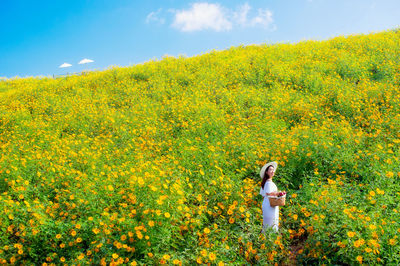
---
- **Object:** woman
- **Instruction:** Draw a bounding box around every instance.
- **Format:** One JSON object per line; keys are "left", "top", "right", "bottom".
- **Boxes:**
{"left": 259, "top": 161, "right": 279, "bottom": 232}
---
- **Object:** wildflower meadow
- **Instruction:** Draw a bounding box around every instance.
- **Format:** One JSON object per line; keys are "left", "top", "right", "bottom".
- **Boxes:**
{"left": 0, "top": 29, "right": 399, "bottom": 265}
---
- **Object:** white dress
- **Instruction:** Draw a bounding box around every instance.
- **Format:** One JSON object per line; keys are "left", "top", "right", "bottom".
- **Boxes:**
{"left": 260, "top": 181, "right": 279, "bottom": 232}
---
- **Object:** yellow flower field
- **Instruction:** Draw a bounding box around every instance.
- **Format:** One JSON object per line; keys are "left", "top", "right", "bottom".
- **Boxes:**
{"left": 0, "top": 29, "right": 399, "bottom": 265}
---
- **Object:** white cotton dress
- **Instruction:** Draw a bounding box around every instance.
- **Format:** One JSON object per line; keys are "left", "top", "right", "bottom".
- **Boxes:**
{"left": 260, "top": 180, "right": 279, "bottom": 232}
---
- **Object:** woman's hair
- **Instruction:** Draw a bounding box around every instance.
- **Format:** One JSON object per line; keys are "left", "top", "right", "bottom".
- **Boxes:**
{"left": 261, "top": 165, "right": 273, "bottom": 189}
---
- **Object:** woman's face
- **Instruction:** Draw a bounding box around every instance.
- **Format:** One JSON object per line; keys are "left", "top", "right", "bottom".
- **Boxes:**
{"left": 267, "top": 166, "right": 275, "bottom": 178}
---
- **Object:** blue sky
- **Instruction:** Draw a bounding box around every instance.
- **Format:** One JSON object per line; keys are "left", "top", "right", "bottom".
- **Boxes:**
{"left": 1, "top": 0, "right": 399, "bottom": 78}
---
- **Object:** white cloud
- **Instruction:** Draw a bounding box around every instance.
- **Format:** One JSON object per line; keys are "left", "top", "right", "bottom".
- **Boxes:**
{"left": 78, "top": 58, "right": 94, "bottom": 64}
{"left": 172, "top": 3, "right": 232, "bottom": 32}
{"left": 146, "top": 8, "right": 165, "bottom": 24}
{"left": 59, "top": 63, "right": 72, "bottom": 68}
{"left": 148, "top": 2, "right": 275, "bottom": 32}
{"left": 234, "top": 3, "right": 251, "bottom": 26}
{"left": 233, "top": 3, "right": 274, "bottom": 29}
{"left": 249, "top": 9, "right": 274, "bottom": 28}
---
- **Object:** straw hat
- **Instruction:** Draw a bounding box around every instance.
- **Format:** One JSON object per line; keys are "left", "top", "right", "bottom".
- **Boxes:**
{"left": 260, "top": 161, "right": 278, "bottom": 179}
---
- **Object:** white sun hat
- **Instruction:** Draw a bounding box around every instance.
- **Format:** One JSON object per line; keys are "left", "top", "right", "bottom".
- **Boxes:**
{"left": 260, "top": 161, "right": 278, "bottom": 179}
{"left": 59, "top": 63, "right": 72, "bottom": 68}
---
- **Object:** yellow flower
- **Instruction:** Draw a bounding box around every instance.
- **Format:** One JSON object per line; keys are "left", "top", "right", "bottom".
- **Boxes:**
{"left": 385, "top": 171, "right": 394, "bottom": 178}
{"left": 173, "top": 259, "right": 180, "bottom": 264}
{"left": 365, "top": 247, "right": 372, "bottom": 253}
{"left": 389, "top": 239, "right": 396, "bottom": 246}
{"left": 368, "top": 239, "right": 380, "bottom": 248}
{"left": 356, "top": 255, "right": 363, "bottom": 264}
{"left": 112, "top": 253, "right": 119, "bottom": 259}
{"left": 369, "top": 191, "right": 375, "bottom": 197}
{"left": 163, "top": 254, "right": 170, "bottom": 260}
{"left": 164, "top": 212, "right": 171, "bottom": 218}
{"left": 204, "top": 228, "right": 210, "bottom": 234}
{"left": 368, "top": 224, "right": 377, "bottom": 230}
{"left": 209, "top": 252, "right": 216, "bottom": 261}
{"left": 56, "top": 234, "right": 62, "bottom": 239}
{"left": 354, "top": 239, "right": 365, "bottom": 248}
{"left": 200, "top": 249, "right": 207, "bottom": 257}
{"left": 347, "top": 231, "right": 356, "bottom": 238}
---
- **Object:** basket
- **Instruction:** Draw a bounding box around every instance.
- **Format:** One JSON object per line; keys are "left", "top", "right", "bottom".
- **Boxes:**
{"left": 268, "top": 194, "right": 286, "bottom": 207}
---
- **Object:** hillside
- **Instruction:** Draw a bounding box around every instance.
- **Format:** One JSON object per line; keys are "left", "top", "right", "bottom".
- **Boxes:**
{"left": 0, "top": 29, "right": 399, "bottom": 265}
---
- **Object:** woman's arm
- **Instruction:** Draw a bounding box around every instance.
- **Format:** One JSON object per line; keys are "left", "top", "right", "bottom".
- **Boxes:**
{"left": 266, "top": 191, "right": 279, "bottom": 197}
